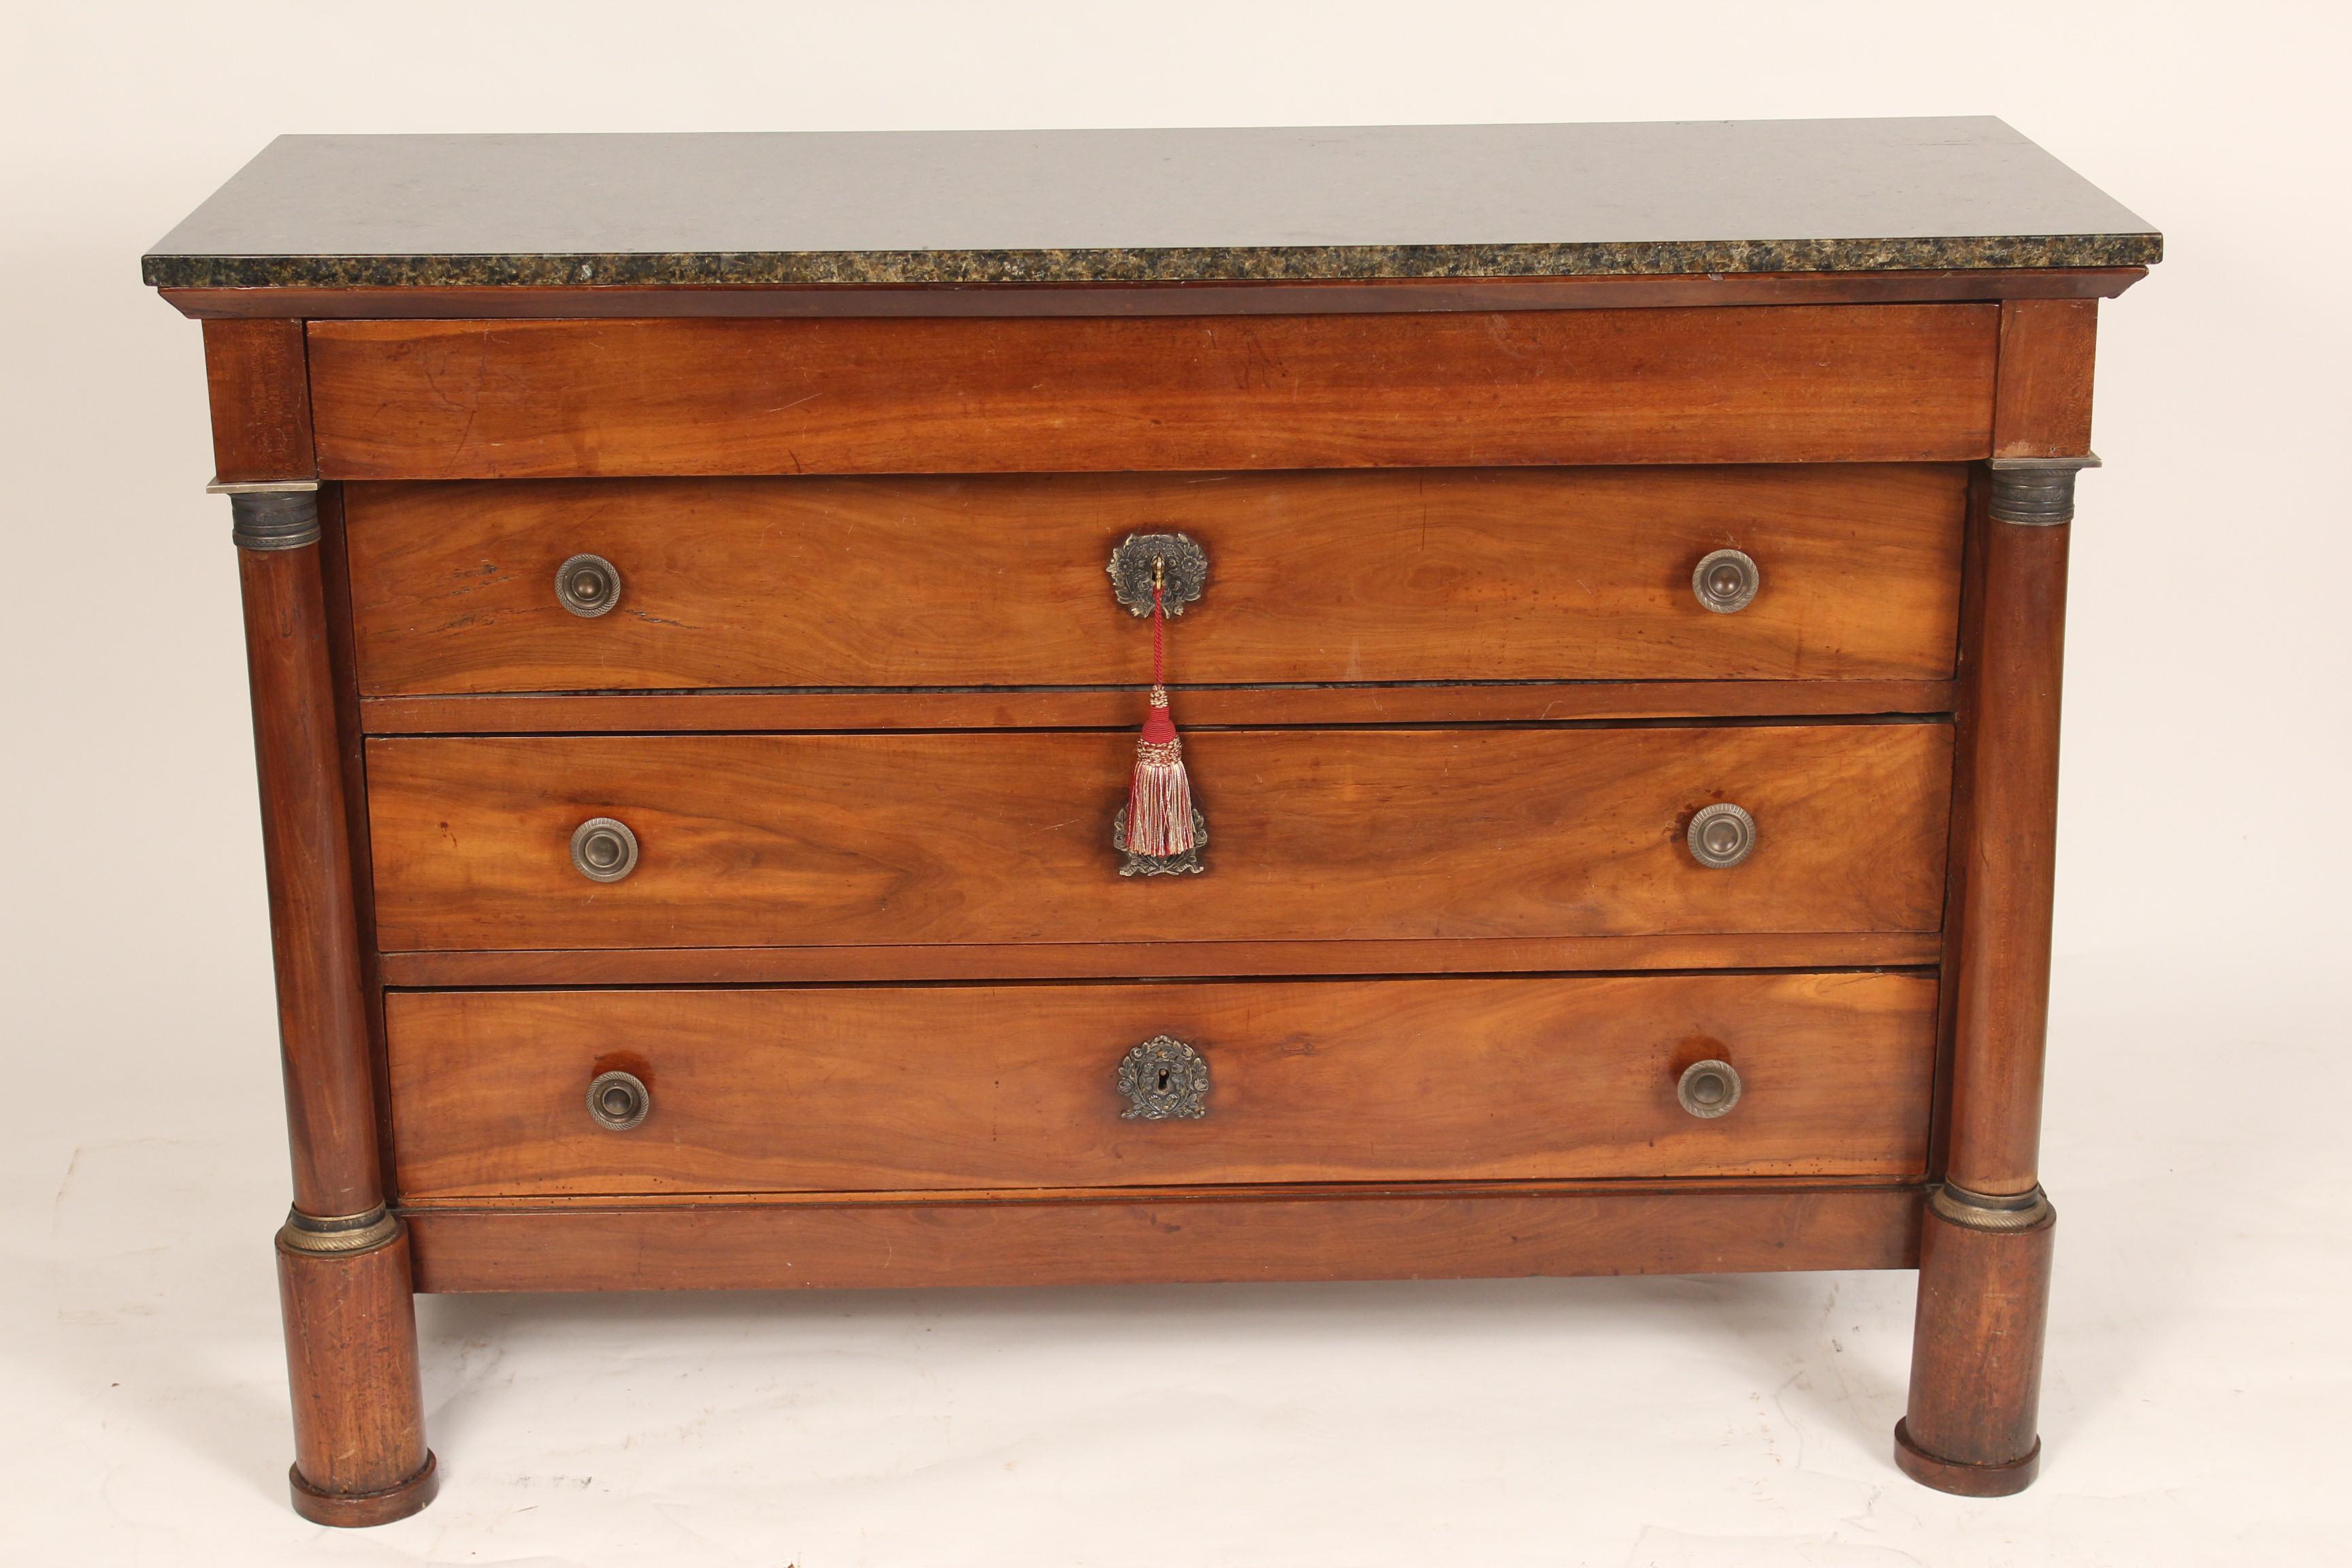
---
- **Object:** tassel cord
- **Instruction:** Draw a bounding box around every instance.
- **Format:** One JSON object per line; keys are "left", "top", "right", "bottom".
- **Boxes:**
{"left": 1151, "top": 577, "right": 1167, "bottom": 690}
{"left": 1124, "top": 561, "right": 1197, "bottom": 858}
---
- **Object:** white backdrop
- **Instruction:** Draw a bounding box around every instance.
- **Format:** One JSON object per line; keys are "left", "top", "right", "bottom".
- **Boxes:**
{"left": 3, "top": 2, "right": 2345, "bottom": 1563}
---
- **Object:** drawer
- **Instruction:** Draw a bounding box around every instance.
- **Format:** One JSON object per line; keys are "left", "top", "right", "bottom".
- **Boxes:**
{"left": 307, "top": 307, "right": 1999, "bottom": 479}
{"left": 365, "top": 722, "right": 1952, "bottom": 952}
{"left": 386, "top": 971, "right": 1938, "bottom": 1198}
{"left": 346, "top": 466, "right": 1965, "bottom": 695}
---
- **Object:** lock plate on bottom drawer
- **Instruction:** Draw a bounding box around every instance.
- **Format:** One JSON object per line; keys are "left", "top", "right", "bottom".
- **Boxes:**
{"left": 1117, "top": 1036, "right": 1210, "bottom": 1120}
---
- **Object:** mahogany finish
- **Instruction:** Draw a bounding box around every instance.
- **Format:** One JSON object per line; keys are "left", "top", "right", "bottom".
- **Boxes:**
{"left": 402, "top": 1182, "right": 1925, "bottom": 1294}
{"left": 364, "top": 723, "right": 1954, "bottom": 951}
{"left": 386, "top": 972, "right": 1938, "bottom": 1198}
{"left": 304, "top": 307, "right": 2000, "bottom": 478}
{"left": 345, "top": 466, "right": 1965, "bottom": 694}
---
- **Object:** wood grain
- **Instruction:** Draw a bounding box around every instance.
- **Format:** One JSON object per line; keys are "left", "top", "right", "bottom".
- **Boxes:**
{"left": 1944, "top": 515, "right": 2068, "bottom": 1196}
{"left": 306, "top": 307, "right": 1999, "bottom": 478}
{"left": 277, "top": 1229, "right": 435, "bottom": 1522}
{"left": 314, "top": 488, "right": 404, "bottom": 1203}
{"left": 345, "top": 466, "right": 1967, "bottom": 695}
{"left": 359, "top": 681, "right": 1958, "bottom": 736}
{"left": 376, "top": 931, "right": 1943, "bottom": 987}
{"left": 403, "top": 1182, "right": 1925, "bottom": 1292}
{"left": 166, "top": 268, "right": 2148, "bottom": 320}
{"left": 1992, "top": 299, "right": 2098, "bottom": 458}
{"left": 239, "top": 542, "right": 385, "bottom": 1217}
{"left": 202, "top": 318, "right": 315, "bottom": 481}
{"left": 365, "top": 723, "right": 1954, "bottom": 952}
{"left": 387, "top": 971, "right": 1937, "bottom": 1198}
{"left": 1899, "top": 1203, "right": 2055, "bottom": 1491}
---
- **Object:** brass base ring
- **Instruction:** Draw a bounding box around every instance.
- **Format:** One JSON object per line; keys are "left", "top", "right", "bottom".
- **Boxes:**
{"left": 277, "top": 1205, "right": 400, "bottom": 1256}
{"left": 1927, "top": 1183, "right": 2055, "bottom": 1233}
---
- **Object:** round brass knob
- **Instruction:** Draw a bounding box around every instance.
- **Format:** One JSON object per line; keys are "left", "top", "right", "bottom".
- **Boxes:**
{"left": 1677, "top": 1059, "right": 1742, "bottom": 1119}
{"left": 569, "top": 817, "right": 639, "bottom": 882}
{"left": 1686, "top": 802, "right": 1756, "bottom": 868}
{"left": 586, "top": 1069, "right": 649, "bottom": 1131}
{"left": 1691, "top": 548, "right": 1760, "bottom": 614}
{"left": 555, "top": 553, "right": 622, "bottom": 617}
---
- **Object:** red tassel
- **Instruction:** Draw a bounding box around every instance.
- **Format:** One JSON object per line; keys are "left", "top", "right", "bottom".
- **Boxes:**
{"left": 1126, "top": 579, "right": 1197, "bottom": 855}
{"left": 1127, "top": 688, "right": 1196, "bottom": 855}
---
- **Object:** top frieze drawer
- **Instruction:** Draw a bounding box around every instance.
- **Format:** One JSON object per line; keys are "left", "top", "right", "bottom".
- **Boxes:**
{"left": 302, "top": 307, "right": 1998, "bottom": 479}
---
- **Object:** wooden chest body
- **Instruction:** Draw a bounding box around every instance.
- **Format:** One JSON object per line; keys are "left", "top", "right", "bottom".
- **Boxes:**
{"left": 148, "top": 118, "right": 2158, "bottom": 1522}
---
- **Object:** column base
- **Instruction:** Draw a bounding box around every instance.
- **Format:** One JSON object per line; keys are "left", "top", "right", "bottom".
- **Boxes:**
{"left": 1897, "top": 1183, "right": 2055, "bottom": 1497}
{"left": 290, "top": 1450, "right": 439, "bottom": 1527}
{"left": 1893, "top": 1419, "right": 2039, "bottom": 1497}
{"left": 277, "top": 1212, "right": 436, "bottom": 1523}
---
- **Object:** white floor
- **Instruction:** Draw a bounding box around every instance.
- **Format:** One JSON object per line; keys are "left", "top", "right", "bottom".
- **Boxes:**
{"left": 7, "top": 942, "right": 2342, "bottom": 1566}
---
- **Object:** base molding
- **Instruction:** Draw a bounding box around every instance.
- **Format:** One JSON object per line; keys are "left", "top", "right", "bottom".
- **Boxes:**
{"left": 405, "top": 1182, "right": 1923, "bottom": 1293}
{"left": 289, "top": 1451, "right": 440, "bottom": 1528}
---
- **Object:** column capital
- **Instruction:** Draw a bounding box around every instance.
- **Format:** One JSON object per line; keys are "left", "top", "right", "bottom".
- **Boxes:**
{"left": 1987, "top": 454, "right": 2100, "bottom": 525}
{"left": 210, "top": 478, "right": 321, "bottom": 551}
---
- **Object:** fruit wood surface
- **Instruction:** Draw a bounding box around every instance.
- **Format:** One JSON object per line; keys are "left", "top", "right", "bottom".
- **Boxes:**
{"left": 344, "top": 465, "right": 1965, "bottom": 694}
{"left": 400, "top": 1181, "right": 1925, "bottom": 1292}
{"left": 364, "top": 723, "right": 1954, "bottom": 951}
{"left": 387, "top": 971, "right": 1936, "bottom": 1198}
{"left": 304, "top": 306, "right": 1999, "bottom": 478}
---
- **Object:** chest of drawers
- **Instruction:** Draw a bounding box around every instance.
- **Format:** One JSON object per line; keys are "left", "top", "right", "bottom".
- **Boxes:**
{"left": 146, "top": 118, "right": 2159, "bottom": 1524}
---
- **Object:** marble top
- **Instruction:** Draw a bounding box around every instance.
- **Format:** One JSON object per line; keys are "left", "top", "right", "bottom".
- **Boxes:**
{"left": 143, "top": 118, "right": 2159, "bottom": 289}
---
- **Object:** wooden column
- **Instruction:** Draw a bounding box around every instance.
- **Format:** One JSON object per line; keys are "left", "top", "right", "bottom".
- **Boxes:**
{"left": 209, "top": 320, "right": 437, "bottom": 1526}
{"left": 1897, "top": 298, "right": 2094, "bottom": 1497}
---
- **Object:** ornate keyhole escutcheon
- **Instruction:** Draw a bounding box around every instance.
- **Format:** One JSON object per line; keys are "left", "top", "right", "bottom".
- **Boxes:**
{"left": 1107, "top": 532, "right": 1208, "bottom": 616}
{"left": 1117, "top": 1035, "right": 1210, "bottom": 1120}
{"left": 1114, "top": 804, "right": 1207, "bottom": 877}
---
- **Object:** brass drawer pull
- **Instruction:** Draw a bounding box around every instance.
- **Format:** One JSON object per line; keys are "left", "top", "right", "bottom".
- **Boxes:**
{"left": 1677, "top": 1059, "right": 1742, "bottom": 1118}
{"left": 1117, "top": 1034, "right": 1210, "bottom": 1120}
{"left": 1692, "top": 548, "right": 1760, "bottom": 613}
{"left": 555, "top": 553, "right": 623, "bottom": 617}
{"left": 586, "top": 1069, "right": 649, "bottom": 1131}
{"left": 569, "top": 817, "right": 639, "bottom": 882}
{"left": 1686, "top": 802, "right": 1756, "bottom": 868}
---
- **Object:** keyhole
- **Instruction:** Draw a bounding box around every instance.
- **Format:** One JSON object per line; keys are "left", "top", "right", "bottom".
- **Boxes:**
{"left": 1156, "top": 1068, "right": 1172, "bottom": 1092}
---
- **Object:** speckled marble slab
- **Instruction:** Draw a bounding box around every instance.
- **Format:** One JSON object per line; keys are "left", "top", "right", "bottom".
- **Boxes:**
{"left": 144, "top": 118, "right": 2159, "bottom": 289}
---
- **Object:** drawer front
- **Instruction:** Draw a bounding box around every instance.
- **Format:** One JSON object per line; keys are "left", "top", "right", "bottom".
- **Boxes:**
{"left": 346, "top": 466, "right": 1965, "bottom": 695}
{"left": 387, "top": 972, "right": 1938, "bottom": 1198}
{"left": 366, "top": 723, "right": 1951, "bottom": 951}
{"left": 308, "top": 306, "right": 1997, "bottom": 479}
